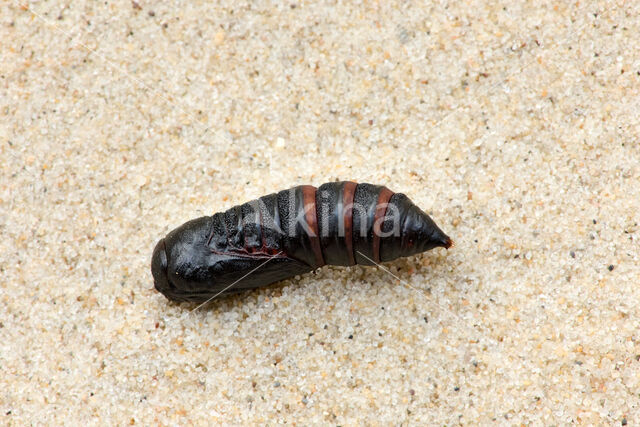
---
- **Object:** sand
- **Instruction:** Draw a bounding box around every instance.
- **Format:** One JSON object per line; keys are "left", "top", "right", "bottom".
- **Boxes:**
{"left": 1, "top": 0, "right": 639, "bottom": 424}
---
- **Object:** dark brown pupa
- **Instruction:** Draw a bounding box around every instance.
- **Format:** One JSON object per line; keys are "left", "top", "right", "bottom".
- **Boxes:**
{"left": 151, "top": 181, "right": 452, "bottom": 302}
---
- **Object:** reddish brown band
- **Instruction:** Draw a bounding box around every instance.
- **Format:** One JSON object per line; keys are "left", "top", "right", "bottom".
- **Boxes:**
{"left": 372, "top": 187, "right": 394, "bottom": 263}
{"left": 342, "top": 181, "right": 357, "bottom": 266}
{"left": 301, "top": 185, "right": 325, "bottom": 268}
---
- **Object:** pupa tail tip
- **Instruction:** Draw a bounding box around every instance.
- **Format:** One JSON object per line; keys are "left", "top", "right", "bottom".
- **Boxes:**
{"left": 444, "top": 237, "right": 454, "bottom": 249}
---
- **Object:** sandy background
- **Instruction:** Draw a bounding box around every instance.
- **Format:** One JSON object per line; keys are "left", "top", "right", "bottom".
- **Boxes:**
{"left": 2, "top": 0, "right": 639, "bottom": 424}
